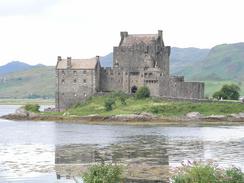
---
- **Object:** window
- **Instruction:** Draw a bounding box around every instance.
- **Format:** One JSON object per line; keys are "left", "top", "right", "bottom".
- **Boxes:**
{"left": 73, "top": 79, "right": 77, "bottom": 83}
{"left": 61, "top": 70, "right": 65, "bottom": 75}
{"left": 83, "top": 79, "right": 86, "bottom": 84}
{"left": 61, "top": 79, "right": 65, "bottom": 84}
{"left": 73, "top": 71, "right": 77, "bottom": 75}
{"left": 83, "top": 70, "right": 87, "bottom": 74}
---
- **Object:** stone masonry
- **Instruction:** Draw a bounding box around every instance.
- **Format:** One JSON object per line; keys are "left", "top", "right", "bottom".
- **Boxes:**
{"left": 55, "top": 30, "right": 204, "bottom": 111}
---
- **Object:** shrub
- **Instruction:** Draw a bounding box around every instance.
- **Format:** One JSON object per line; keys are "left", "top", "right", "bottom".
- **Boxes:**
{"left": 110, "top": 91, "right": 128, "bottom": 105}
{"left": 24, "top": 104, "right": 40, "bottom": 113}
{"left": 104, "top": 97, "right": 115, "bottom": 111}
{"left": 213, "top": 84, "right": 240, "bottom": 100}
{"left": 82, "top": 163, "right": 123, "bottom": 183}
{"left": 171, "top": 162, "right": 244, "bottom": 183}
{"left": 135, "top": 86, "right": 150, "bottom": 99}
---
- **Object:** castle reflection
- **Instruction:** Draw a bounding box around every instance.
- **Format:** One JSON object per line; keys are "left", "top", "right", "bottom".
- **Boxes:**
{"left": 55, "top": 135, "right": 170, "bottom": 182}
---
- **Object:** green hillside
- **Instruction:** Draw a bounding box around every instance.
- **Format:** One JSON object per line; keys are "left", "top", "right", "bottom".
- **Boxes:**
{"left": 0, "top": 66, "right": 55, "bottom": 99}
{"left": 177, "top": 43, "right": 244, "bottom": 81}
{"left": 1, "top": 43, "right": 244, "bottom": 99}
{"left": 170, "top": 47, "right": 210, "bottom": 74}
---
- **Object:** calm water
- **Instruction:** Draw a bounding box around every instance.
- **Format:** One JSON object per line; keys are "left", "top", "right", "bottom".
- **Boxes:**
{"left": 1, "top": 105, "right": 244, "bottom": 182}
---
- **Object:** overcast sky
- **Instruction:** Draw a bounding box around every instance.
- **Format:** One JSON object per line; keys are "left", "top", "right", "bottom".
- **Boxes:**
{"left": 0, "top": 0, "right": 244, "bottom": 66}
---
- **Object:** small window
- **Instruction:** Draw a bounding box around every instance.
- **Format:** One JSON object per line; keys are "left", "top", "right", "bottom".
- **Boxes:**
{"left": 62, "top": 70, "right": 65, "bottom": 75}
{"left": 73, "top": 79, "right": 77, "bottom": 83}
{"left": 83, "top": 79, "right": 86, "bottom": 84}
{"left": 83, "top": 70, "right": 87, "bottom": 74}
{"left": 73, "top": 71, "right": 77, "bottom": 75}
{"left": 84, "top": 93, "right": 87, "bottom": 97}
{"left": 61, "top": 79, "right": 65, "bottom": 84}
{"left": 74, "top": 93, "right": 77, "bottom": 97}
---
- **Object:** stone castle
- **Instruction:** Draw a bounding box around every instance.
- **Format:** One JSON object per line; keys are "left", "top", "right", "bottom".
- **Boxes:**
{"left": 55, "top": 30, "right": 204, "bottom": 111}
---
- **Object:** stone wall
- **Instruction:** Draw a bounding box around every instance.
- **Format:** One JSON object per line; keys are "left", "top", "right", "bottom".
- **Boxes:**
{"left": 56, "top": 69, "right": 96, "bottom": 110}
{"left": 100, "top": 67, "right": 124, "bottom": 92}
{"left": 159, "top": 77, "right": 204, "bottom": 99}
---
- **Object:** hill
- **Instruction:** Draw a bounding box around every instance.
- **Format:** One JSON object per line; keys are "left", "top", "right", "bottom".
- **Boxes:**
{"left": 176, "top": 43, "right": 244, "bottom": 81}
{"left": 170, "top": 47, "right": 210, "bottom": 74}
{"left": 1, "top": 43, "right": 244, "bottom": 99}
{"left": 0, "top": 65, "right": 55, "bottom": 99}
{"left": 0, "top": 61, "right": 32, "bottom": 75}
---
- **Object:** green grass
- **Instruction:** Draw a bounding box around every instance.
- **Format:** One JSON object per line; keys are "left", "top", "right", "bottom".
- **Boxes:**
{"left": 172, "top": 162, "right": 244, "bottom": 183}
{"left": 62, "top": 95, "right": 244, "bottom": 117}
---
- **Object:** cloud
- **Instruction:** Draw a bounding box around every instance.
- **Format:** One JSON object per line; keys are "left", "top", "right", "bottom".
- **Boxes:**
{"left": 0, "top": 0, "right": 59, "bottom": 16}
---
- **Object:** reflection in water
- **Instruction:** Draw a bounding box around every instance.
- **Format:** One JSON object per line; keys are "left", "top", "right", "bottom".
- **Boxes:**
{"left": 1, "top": 105, "right": 244, "bottom": 182}
{"left": 55, "top": 136, "right": 169, "bottom": 182}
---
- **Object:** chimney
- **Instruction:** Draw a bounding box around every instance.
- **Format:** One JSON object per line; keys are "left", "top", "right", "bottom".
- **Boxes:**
{"left": 120, "top": 31, "right": 128, "bottom": 39}
{"left": 158, "top": 30, "right": 163, "bottom": 39}
{"left": 57, "top": 56, "right": 62, "bottom": 62}
{"left": 67, "top": 57, "right": 72, "bottom": 69}
{"left": 96, "top": 55, "right": 100, "bottom": 62}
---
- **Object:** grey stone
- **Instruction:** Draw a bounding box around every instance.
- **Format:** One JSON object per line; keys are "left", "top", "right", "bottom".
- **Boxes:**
{"left": 186, "top": 112, "right": 203, "bottom": 119}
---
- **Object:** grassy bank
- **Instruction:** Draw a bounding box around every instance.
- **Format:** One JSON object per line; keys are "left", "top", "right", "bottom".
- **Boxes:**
{"left": 64, "top": 95, "right": 244, "bottom": 117}
{"left": 0, "top": 98, "right": 54, "bottom": 105}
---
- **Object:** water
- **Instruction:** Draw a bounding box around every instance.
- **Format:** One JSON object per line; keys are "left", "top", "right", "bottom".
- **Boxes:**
{"left": 1, "top": 105, "right": 244, "bottom": 182}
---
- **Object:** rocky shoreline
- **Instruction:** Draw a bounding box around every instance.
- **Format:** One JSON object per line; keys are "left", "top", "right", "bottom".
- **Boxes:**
{"left": 1, "top": 108, "right": 244, "bottom": 124}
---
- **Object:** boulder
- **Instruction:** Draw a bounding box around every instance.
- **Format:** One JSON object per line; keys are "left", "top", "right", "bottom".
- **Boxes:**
{"left": 15, "top": 107, "right": 28, "bottom": 117}
{"left": 186, "top": 112, "right": 202, "bottom": 119}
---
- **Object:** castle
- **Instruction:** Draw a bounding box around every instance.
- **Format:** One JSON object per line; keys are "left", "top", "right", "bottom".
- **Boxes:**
{"left": 55, "top": 30, "right": 204, "bottom": 111}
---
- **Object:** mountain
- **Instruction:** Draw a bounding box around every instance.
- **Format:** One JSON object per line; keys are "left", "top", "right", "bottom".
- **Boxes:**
{"left": 100, "top": 53, "right": 113, "bottom": 67}
{"left": 0, "top": 65, "right": 55, "bottom": 99}
{"left": 176, "top": 43, "right": 244, "bottom": 81}
{"left": 0, "top": 61, "right": 32, "bottom": 75}
{"left": 170, "top": 47, "right": 210, "bottom": 74}
{"left": 1, "top": 43, "right": 244, "bottom": 99}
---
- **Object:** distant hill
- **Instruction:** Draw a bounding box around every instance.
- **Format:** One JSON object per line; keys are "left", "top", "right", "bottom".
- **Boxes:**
{"left": 176, "top": 43, "right": 244, "bottom": 81}
{"left": 170, "top": 47, "right": 210, "bottom": 74}
{"left": 0, "top": 61, "right": 32, "bottom": 75}
{"left": 100, "top": 53, "right": 113, "bottom": 67}
{"left": 0, "top": 65, "right": 55, "bottom": 99}
{"left": 1, "top": 43, "right": 244, "bottom": 99}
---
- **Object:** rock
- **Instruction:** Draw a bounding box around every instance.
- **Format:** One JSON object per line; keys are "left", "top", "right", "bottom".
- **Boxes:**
{"left": 44, "top": 107, "right": 56, "bottom": 112}
{"left": 15, "top": 107, "right": 28, "bottom": 117}
{"left": 186, "top": 112, "right": 202, "bottom": 119}
{"left": 205, "top": 115, "right": 226, "bottom": 121}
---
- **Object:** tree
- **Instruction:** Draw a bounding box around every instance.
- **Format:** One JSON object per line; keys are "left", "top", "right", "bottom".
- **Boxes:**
{"left": 213, "top": 84, "right": 240, "bottom": 100}
{"left": 135, "top": 86, "right": 150, "bottom": 99}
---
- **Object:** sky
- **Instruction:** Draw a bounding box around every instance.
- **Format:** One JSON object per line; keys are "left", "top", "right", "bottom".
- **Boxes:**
{"left": 0, "top": 0, "right": 244, "bottom": 66}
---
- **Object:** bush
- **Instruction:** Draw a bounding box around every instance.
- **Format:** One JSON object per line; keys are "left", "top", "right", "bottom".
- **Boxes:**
{"left": 82, "top": 163, "right": 123, "bottom": 183}
{"left": 171, "top": 162, "right": 244, "bottom": 183}
{"left": 135, "top": 86, "right": 150, "bottom": 99}
{"left": 104, "top": 97, "right": 115, "bottom": 111}
{"left": 110, "top": 91, "right": 128, "bottom": 105}
{"left": 24, "top": 104, "right": 40, "bottom": 113}
{"left": 213, "top": 84, "right": 240, "bottom": 100}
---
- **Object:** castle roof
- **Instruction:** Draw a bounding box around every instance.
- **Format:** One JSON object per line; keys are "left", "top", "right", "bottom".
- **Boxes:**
{"left": 121, "top": 34, "right": 157, "bottom": 46}
{"left": 56, "top": 57, "right": 98, "bottom": 70}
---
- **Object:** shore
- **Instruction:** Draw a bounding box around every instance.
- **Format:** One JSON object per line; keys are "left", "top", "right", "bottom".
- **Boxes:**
{"left": 2, "top": 110, "right": 244, "bottom": 126}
